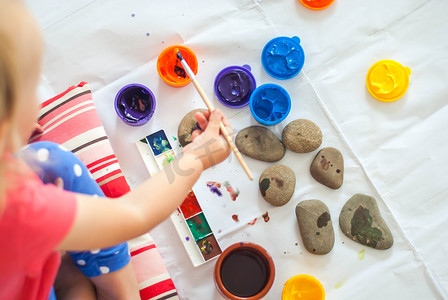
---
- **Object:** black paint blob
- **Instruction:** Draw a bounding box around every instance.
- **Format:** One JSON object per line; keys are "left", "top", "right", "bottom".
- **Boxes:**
{"left": 220, "top": 249, "right": 270, "bottom": 297}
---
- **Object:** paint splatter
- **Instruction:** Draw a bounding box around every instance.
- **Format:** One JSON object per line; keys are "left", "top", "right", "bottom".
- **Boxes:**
{"left": 232, "top": 214, "right": 239, "bottom": 222}
{"left": 146, "top": 33, "right": 150, "bottom": 37}
{"left": 131, "top": 13, "right": 135, "bottom": 17}
{"left": 262, "top": 212, "right": 270, "bottom": 222}
{"left": 200, "top": 239, "right": 213, "bottom": 255}
{"left": 335, "top": 276, "right": 349, "bottom": 289}
{"left": 185, "top": 237, "right": 190, "bottom": 241}
{"left": 247, "top": 218, "right": 258, "bottom": 225}
{"left": 172, "top": 136, "right": 178, "bottom": 141}
{"left": 223, "top": 181, "right": 240, "bottom": 201}
{"left": 259, "top": 178, "right": 270, "bottom": 197}
{"left": 357, "top": 248, "right": 365, "bottom": 261}
{"left": 206, "top": 181, "right": 223, "bottom": 197}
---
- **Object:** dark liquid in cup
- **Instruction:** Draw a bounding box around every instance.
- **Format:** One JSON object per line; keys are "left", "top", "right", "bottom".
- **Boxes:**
{"left": 220, "top": 249, "right": 270, "bottom": 297}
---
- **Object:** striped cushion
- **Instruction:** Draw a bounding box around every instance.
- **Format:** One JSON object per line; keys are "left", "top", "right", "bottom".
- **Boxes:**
{"left": 29, "top": 82, "right": 179, "bottom": 300}
{"left": 29, "top": 82, "right": 129, "bottom": 198}
{"left": 129, "top": 234, "right": 179, "bottom": 300}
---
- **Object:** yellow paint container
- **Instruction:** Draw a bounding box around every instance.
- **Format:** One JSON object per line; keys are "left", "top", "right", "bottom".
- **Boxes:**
{"left": 282, "top": 274, "right": 325, "bottom": 300}
{"left": 366, "top": 59, "right": 411, "bottom": 102}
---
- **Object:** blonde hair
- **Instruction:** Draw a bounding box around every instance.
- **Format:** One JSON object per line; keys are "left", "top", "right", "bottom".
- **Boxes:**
{"left": 0, "top": 2, "right": 23, "bottom": 206}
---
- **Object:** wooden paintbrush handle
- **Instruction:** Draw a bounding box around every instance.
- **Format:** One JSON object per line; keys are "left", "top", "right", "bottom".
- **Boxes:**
{"left": 192, "top": 79, "right": 253, "bottom": 181}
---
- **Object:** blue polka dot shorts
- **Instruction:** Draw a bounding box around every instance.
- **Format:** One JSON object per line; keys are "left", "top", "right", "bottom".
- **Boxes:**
{"left": 20, "top": 141, "right": 130, "bottom": 277}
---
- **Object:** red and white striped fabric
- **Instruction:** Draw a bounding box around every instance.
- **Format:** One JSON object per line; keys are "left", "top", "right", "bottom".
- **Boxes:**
{"left": 29, "top": 82, "right": 179, "bottom": 300}
{"left": 129, "top": 234, "right": 179, "bottom": 300}
{"left": 29, "top": 82, "right": 129, "bottom": 198}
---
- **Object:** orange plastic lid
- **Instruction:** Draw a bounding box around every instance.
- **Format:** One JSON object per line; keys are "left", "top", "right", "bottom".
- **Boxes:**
{"left": 282, "top": 274, "right": 325, "bottom": 300}
{"left": 157, "top": 45, "right": 198, "bottom": 87}
{"left": 298, "top": 0, "right": 334, "bottom": 10}
{"left": 366, "top": 59, "right": 411, "bottom": 102}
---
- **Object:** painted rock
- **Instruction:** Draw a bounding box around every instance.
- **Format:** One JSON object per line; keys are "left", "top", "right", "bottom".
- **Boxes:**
{"left": 339, "top": 194, "right": 393, "bottom": 250}
{"left": 296, "top": 200, "right": 334, "bottom": 255}
{"left": 235, "top": 126, "right": 285, "bottom": 162}
{"left": 259, "top": 165, "right": 295, "bottom": 206}
{"left": 310, "top": 147, "right": 343, "bottom": 189}
{"left": 177, "top": 109, "right": 207, "bottom": 147}
{"left": 282, "top": 119, "right": 322, "bottom": 153}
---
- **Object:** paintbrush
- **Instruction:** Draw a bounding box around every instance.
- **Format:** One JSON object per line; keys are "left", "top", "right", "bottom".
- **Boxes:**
{"left": 175, "top": 49, "right": 253, "bottom": 181}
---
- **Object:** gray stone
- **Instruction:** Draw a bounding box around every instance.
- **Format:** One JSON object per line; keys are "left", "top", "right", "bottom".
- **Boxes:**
{"left": 177, "top": 109, "right": 207, "bottom": 147}
{"left": 259, "top": 165, "right": 295, "bottom": 206}
{"left": 282, "top": 119, "right": 322, "bottom": 153}
{"left": 296, "top": 200, "right": 334, "bottom": 255}
{"left": 339, "top": 194, "right": 393, "bottom": 250}
{"left": 235, "top": 126, "right": 285, "bottom": 162}
{"left": 310, "top": 147, "right": 343, "bottom": 189}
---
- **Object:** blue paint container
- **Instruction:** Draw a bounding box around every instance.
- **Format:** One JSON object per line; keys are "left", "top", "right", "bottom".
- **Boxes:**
{"left": 261, "top": 36, "right": 305, "bottom": 80}
{"left": 249, "top": 83, "right": 291, "bottom": 126}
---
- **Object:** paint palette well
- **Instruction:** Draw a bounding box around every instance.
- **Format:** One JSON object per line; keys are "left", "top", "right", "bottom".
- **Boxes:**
{"left": 136, "top": 129, "right": 222, "bottom": 266}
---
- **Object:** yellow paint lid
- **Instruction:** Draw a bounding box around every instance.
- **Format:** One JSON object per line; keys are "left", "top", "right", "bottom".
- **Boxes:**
{"left": 366, "top": 60, "right": 411, "bottom": 102}
{"left": 282, "top": 274, "right": 325, "bottom": 300}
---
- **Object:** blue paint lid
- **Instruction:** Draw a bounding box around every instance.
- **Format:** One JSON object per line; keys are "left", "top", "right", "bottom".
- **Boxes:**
{"left": 214, "top": 64, "right": 256, "bottom": 109}
{"left": 249, "top": 83, "right": 291, "bottom": 126}
{"left": 261, "top": 36, "right": 305, "bottom": 80}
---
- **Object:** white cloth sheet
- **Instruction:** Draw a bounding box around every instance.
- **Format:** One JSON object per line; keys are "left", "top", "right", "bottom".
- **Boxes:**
{"left": 26, "top": 0, "right": 448, "bottom": 299}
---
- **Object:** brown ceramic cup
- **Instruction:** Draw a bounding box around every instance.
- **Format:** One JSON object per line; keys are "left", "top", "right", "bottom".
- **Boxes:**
{"left": 214, "top": 242, "right": 275, "bottom": 300}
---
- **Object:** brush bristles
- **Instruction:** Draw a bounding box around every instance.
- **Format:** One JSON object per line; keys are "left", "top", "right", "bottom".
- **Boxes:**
{"left": 176, "top": 50, "right": 184, "bottom": 61}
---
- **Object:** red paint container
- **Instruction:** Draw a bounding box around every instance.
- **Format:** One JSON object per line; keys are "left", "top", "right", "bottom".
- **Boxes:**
{"left": 214, "top": 242, "right": 275, "bottom": 299}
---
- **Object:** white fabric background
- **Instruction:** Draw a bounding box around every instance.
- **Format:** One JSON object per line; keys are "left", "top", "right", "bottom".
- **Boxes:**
{"left": 26, "top": 0, "right": 448, "bottom": 299}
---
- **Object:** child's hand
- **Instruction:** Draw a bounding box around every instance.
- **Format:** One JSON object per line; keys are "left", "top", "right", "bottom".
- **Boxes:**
{"left": 182, "top": 109, "right": 232, "bottom": 170}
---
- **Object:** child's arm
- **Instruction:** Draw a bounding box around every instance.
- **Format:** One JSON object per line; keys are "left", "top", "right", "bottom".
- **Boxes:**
{"left": 57, "top": 109, "right": 232, "bottom": 251}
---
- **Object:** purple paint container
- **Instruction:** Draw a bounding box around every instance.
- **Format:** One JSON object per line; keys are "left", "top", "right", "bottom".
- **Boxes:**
{"left": 214, "top": 65, "right": 256, "bottom": 108}
{"left": 114, "top": 84, "right": 156, "bottom": 126}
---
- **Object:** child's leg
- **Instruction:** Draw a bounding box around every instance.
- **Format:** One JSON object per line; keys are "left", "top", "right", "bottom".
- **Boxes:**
{"left": 20, "top": 141, "right": 140, "bottom": 300}
{"left": 54, "top": 253, "right": 96, "bottom": 300}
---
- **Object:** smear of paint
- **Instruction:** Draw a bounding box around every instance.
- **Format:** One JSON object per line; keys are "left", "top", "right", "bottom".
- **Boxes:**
{"left": 317, "top": 212, "right": 331, "bottom": 228}
{"left": 247, "top": 218, "right": 258, "bottom": 225}
{"left": 351, "top": 206, "right": 383, "bottom": 248}
{"left": 335, "top": 276, "right": 349, "bottom": 289}
{"left": 259, "top": 178, "right": 270, "bottom": 197}
{"left": 172, "top": 136, "right": 178, "bottom": 141}
{"left": 179, "top": 191, "right": 201, "bottom": 219}
{"left": 186, "top": 213, "right": 212, "bottom": 241}
{"left": 262, "top": 212, "right": 270, "bottom": 222}
{"left": 232, "top": 214, "right": 239, "bottom": 222}
{"left": 174, "top": 60, "right": 186, "bottom": 78}
{"left": 162, "top": 153, "right": 175, "bottom": 166}
{"left": 272, "top": 177, "right": 284, "bottom": 187}
{"left": 223, "top": 181, "right": 240, "bottom": 201}
{"left": 206, "top": 181, "right": 223, "bottom": 197}
{"left": 358, "top": 248, "right": 365, "bottom": 261}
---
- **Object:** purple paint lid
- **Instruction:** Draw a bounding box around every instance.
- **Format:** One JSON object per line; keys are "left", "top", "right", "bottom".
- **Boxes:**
{"left": 114, "top": 84, "right": 156, "bottom": 126}
{"left": 214, "top": 65, "right": 256, "bottom": 109}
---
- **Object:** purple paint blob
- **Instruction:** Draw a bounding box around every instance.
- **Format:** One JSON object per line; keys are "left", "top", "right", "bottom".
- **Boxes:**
{"left": 131, "top": 13, "right": 135, "bottom": 17}
{"left": 114, "top": 84, "right": 155, "bottom": 126}
{"left": 186, "top": 237, "right": 190, "bottom": 241}
{"left": 146, "top": 33, "right": 150, "bottom": 36}
{"left": 214, "top": 65, "right": 256, "bottom": 108}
